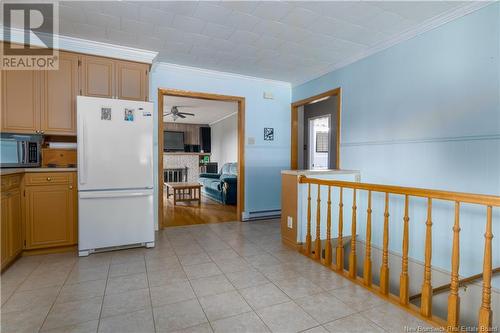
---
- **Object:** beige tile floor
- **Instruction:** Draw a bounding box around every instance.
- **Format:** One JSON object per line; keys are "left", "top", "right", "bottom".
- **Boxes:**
{"left": 1, "top": 219, "right": 432, "bottom": 333}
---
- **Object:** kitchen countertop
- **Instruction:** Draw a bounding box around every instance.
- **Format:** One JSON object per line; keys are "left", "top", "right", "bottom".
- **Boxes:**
{"left": 0, "top": 168, "right": 77, "bottom": 176}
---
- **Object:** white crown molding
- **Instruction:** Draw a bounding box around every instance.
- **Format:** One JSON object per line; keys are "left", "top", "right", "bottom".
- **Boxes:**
{"left": 209, "top": 111, "right": 238, "bottom": 126}
{"left": 293, "top": 1, "right": 495, "bottom": 87}
{"left": 2, "top": 27, "right": 158, "bottom": 64}
{"left": 152, "top": 62, "right": 292, "bottom": 88}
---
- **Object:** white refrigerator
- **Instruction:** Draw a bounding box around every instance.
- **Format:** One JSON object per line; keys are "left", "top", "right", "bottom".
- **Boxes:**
{"left": 77, "top": 96, "right": 154, "bottom": 256}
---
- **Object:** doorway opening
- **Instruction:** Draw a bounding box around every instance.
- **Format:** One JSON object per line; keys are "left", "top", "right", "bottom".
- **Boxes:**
{"left": 158, "top": 89, "right": 245, "bottom": 228}
{"left": 291, "top": 88, "right": 341, "bottom": 170}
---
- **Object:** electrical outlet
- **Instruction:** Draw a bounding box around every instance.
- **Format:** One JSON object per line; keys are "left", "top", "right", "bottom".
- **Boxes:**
{"left": 287, "top": 216, "right": 293, "bottom": 229}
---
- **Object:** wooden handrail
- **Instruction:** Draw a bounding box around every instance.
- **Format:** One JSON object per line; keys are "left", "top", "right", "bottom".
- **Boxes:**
{"left": 410, "top": 267, "right": 500, "bottom": 301}
{"left": 292, "top": 175, "right": 499, "bottom": 330}
{"left": 298, "top": 176, "right": 500, "bottom": 206}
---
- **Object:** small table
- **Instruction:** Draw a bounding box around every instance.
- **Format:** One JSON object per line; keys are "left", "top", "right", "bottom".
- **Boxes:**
{"left": 165, "top": 182, "right": 202, "bottom": 206}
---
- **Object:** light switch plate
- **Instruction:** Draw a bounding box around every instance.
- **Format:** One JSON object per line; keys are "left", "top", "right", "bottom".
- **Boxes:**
{"left": 287, "top": 216, "right": 293, "bottom": 229}
{"left": 248, "top": 137, "right": 255, "bottom": 145}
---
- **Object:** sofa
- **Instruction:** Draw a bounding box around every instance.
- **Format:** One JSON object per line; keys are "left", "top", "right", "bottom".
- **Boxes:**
{"left": 198, "top": 163, "right": 237, "bottom": 205}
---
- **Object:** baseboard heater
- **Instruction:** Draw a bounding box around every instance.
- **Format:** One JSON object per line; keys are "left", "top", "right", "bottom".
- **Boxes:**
{"left": 242, "top": 209, "right": 281, "bottom": 221}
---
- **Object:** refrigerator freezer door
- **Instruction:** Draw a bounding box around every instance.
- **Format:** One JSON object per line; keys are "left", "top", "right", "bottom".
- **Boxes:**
{"left": 78, "top": 189, "right": 154, "bottom": 252}
{"left": 77, "top": 96, "right": 153, "bottom": 191}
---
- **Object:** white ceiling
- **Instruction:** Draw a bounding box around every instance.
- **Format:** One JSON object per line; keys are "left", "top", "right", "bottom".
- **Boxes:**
{"left": 58, "top": 1, "right": 477, "bottom": 84}
{"left": 164, "top": 96, "right": 237, "bottom": 124}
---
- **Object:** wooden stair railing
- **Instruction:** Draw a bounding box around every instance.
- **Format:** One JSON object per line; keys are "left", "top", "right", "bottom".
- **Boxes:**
{"left": 297, "top": 175, "right": 499, "bottom": 331}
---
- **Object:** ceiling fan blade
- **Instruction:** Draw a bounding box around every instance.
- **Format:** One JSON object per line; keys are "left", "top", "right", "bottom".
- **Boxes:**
{"left": 178, "top": 112, "right": 195, "bottom": 116}
{"left": 163, "top": 112, "right": 172, "bottom": 116}
{"left": 177, "top": 114, "right": 186, "bottom": 118}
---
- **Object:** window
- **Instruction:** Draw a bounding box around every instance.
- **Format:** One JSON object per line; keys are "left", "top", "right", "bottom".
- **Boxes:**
{"left": 315, "top": 132, "right": 329, "bottom": 153}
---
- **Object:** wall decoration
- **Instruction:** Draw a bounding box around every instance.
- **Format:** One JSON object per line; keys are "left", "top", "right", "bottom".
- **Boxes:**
{"left": 264, "top": 127, "right": 274, "bottom": 141}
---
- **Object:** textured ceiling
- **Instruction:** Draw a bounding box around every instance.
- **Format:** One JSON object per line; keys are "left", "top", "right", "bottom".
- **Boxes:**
{"left": 164, "top": 96, "right": 237, "bottom": 124}
{"left": 59, "top": 1, "right": 473, "bottom": 84}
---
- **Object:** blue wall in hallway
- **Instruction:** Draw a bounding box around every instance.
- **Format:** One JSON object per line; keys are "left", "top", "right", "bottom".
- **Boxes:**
{"left": 150, "top": 64, "right": 291, "bottom": 225}
{"left": 293, "top": 3, "right": 500, "bottom": 278}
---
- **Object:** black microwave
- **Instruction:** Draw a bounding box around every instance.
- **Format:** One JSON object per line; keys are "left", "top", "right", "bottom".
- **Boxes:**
{"left": 0, "top": 133, "right": 41, "bottom": 168}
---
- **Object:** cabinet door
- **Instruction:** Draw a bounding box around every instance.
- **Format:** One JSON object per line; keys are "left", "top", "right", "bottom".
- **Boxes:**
{"left": 115, "top": 61, "right": 148, "bottom": 101}
{"left": 25, "top": 184, "right": 75, "bottom": 249}
{"left": 8, "top": 189, "right": 23, "bottom": 257}
{"left": 1, "top": 70, "right": 40, "bottom": 133}
{"left": 41, "top": 52, "right": 79, "bottom": 135}
{"left": 1, "top": 193, "right": 9, "bottom": 269}
{"left": 81, "top": 55, "right": 115, "bottom": 98}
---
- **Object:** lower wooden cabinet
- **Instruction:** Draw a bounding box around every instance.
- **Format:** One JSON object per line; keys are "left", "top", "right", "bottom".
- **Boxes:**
{"left": 1, "top": 175, "right": 23, "bottom": 270}
{"left": 24, "top": 172, "right": 77, "bottom": 250}
{"left": 1, "top": 171, "right": 77, "bottom": 270}
{"left": 8, "top": 189, "right": 22, "bottom": 258}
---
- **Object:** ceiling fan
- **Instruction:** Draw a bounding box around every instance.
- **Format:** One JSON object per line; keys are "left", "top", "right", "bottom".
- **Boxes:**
{"left": 164, "top": 106, "right": 195, "bottom": 121}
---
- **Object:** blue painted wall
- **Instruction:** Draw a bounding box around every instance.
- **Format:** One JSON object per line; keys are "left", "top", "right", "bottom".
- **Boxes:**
{"left": 150, "top": 64, "right": 291, "bottom": 225}
{"left": 293, "top": 4, "right": 500, "bottom": 278}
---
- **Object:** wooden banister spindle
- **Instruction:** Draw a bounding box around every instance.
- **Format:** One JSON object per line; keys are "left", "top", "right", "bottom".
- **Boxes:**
{"left": 336, "top": 187, "right": 344, "bottom": 272}
{"left": 380, "top": 192, "right": 390, "bottom": 295}
{"left": 363, "top": 190, "right": 372, "bottom": 286}
{"left": 349, "top": 189, "right": 357, "bottom": 278}
{"left": 478, "top": 206, "right": 493, "bottom": 330}
{"left": 447, "top": 201, "right": 461, "bottom": 329}
{"left": 314, "top": 184, "right": 321, "bottom": 260}
{"left": 305, "top": 184, "right": 312, "bottom": 255}
{"left": 421, "top": 198, "right": 433, "bottom": 317}
{"left": 325, "top": 186, "right": 333, "bottom": 266}
{"left": 400, "top": 195, "right": 410, "bottom": 305}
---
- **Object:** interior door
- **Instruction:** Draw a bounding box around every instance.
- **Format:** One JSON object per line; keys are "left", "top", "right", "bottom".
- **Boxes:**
{"left": 41, "top": 52, "right": 79, "bottom": 135}
{"left": 77, "top": 97, "right": 153, "bottom": 191}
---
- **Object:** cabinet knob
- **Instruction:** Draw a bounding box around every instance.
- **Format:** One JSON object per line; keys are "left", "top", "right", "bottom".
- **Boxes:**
{"left": 69, "top": 185, "right": 73, "bottom": 189}
{"left": 46, "top": 177, "right": 51, "bottom": 181}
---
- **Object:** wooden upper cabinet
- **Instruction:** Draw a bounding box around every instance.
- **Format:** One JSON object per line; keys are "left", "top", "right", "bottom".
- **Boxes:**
{"left": 81, "top": 55, "right": 115, "bottom": 98}
{"left": 41, "top": 52, "right": 79, "bottom": 135}
{"left": 1, "top": 70, "right": 40, "bottom": 134}
{"left": 116, "top": 61, "right": 148, "bottom": 101}
{"left": 1, "top": 53, "right": 149, "bottom": 136}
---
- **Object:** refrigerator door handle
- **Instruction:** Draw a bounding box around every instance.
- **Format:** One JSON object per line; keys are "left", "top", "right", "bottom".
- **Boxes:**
{"left": 78, "top": 115, "right": 87, "bottom": 185}
{"left": 79, "top": 191, "right": 152, "bottom": 199}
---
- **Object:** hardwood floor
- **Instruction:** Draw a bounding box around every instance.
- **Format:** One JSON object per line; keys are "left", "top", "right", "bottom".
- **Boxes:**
{"left": 163, "top": 190, "right": 237, "bottom": 227}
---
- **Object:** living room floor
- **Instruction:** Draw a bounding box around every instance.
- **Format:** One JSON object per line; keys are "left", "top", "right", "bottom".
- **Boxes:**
{"left": 1, "top": 219, "right": 432, "bottom": 333}
{"left": 164, "top": 191, "right": 237, "bottom": 227}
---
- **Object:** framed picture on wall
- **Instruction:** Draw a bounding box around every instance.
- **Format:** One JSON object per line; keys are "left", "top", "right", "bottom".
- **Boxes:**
{"left": 264, "top": 128, "right": 274, "bottom": 141}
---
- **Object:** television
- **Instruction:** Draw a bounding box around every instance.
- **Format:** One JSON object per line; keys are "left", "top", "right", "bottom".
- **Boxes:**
{"left": 164, "top": 131, "right": 185, "bottom": 152}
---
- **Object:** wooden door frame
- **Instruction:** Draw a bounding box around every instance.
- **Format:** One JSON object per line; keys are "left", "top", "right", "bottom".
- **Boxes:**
{"left": 290, "top": 87, "right": 342, "bottom": 170}
{"left": 157, "top": 88, "right": 245, "bottom": 228}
